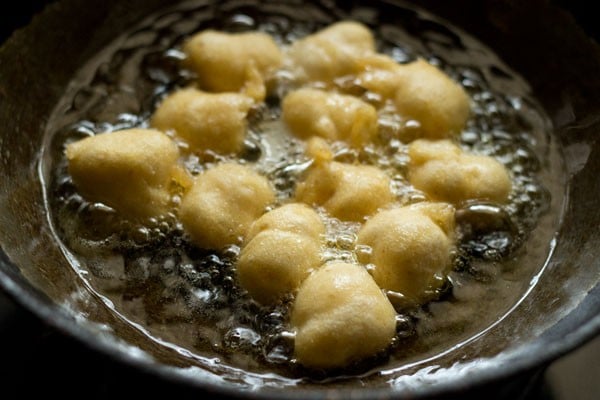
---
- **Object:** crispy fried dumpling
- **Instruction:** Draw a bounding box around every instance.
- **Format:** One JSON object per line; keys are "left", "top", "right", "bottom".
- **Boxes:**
{"left": 237, "top": 204, "right": 325, "bottom": 305}
{"left": 179, "top": 163, "right": 275, "bottom": 249}
{"left": 291, "top": 262, "right": 396, "bottom": 369}
{"left": 357, "top": 203, "right": 456, "bottom": 304}
{"left": 295, "top": 161, "right": 393, "bottom": 222}
{"left": 151, "top": 88, "right": 253, "bottom": 154}
{"left": 66, "top": 128, "right": 188, "bottom": 219}
{"left": 358, "top": 56, "right": 470, "bottom": 139}
{"left": 408, "top": 139, "right": 512, "bottom": 204}
{"left": 288, "top": 21, "right": 375, "bottom": 84}
{"left": 282, "top": 88, "right": 378, "bottom": 148}
{"left": 295, "top": 140, "right": 393, "bottom": 222}
{"left": 183, "top": 30, "right": 283, "bottom": 101}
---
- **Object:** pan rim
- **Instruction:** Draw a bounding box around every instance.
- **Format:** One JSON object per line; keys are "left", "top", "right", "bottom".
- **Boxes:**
{"left": 1, "top": 248, "right": 599, "bottom": 398}
{"left": 1, "top": 0, "right": 599, "bottom": 397}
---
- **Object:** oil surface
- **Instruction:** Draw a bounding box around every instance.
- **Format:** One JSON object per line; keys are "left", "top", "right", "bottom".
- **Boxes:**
{"left": 40, "top": 0, "right": 564, "bottom": 384}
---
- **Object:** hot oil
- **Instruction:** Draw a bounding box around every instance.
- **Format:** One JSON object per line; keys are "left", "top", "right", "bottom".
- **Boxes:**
{"left": 41, "top": 0, "right": 564, "bottom": 381}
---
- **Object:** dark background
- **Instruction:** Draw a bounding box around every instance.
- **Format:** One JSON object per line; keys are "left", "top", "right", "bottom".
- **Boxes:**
{"left": 1, "top": 1, "right": 599, "bottom": 399}
{"left": 1, "top": 0, "right": 599, "bottom": 46}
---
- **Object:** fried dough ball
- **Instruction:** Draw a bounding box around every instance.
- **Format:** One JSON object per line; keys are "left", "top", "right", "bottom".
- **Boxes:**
{"left": 408, "top": 139, "right": 512, "bottom": 204}
{"left": 237, "top": 231, "right": 322, "bottom": 305}
{"left": 393, "top": 59, "right": 470, "bottom": 138}
{"left": 288, "top": 21, "right": 375, "bottom": 84}
{"left": 183, "top": 30, "right": 283, "bottom": 101}
{"left": 179, "top": 163, "right": 275, "bottom": 249}
{"left": 291, "top": 262, "right": 397, "bottom": 369}
{"left": 356, "top": 53, "right": 406, "bottom": 99}
{"left": 237, "top": 204, "right": 325, "bottom": 304}
{"left": 151, "top": 88, "right": 253, "bottom": 154}
{"left": 237, "top": 208, "right": 325, "bottom": 306}
{"left": 282, "top": 88, "right": 378, "bottom": 148}
{"left": 357, "top": 56, "right": 470, "bottom": 139}
{"left": 245, "top": 203, "right": 326, "bottom": 242}
{"left": 357, "top": 203, "right": 455, "bottom": 304}
{"left": 66, "top": 128, "right": 188, "bottom": 219}
{"left": 295, "top": 140, "right": 393, "bottom": 222}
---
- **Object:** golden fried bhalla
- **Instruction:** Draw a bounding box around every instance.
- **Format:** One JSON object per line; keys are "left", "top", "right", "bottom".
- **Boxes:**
{"left": 282, "top": 88, "right": 378, "bottom": 148}
{"left": 151, "top": 88, "right": 253, "bottom": 155}
{"left": 358, "top": 55, "right": 470, "bottom": 139}
{"left": 357, "top": 202, "right": 456, "bottom": 304}
{"left": 287, "top": 21, "right": 376, "bottom": 85}
{"left": 295, "top": 139, "right": 393, "bottom": 222}
{"left": 408, "top": 139, "right": 512, "bottom": 204}
{"left": 291, "top": 262, "right": 397, "bottom": 369}
{"left": 183, "top": 30, "right": 283, "bottom": 101}
{"left": 237, "top": 204, "right": 325, "bottom": 305}
{"left": 179, "top": 163, "right": 275, "bottom": 250}
{"left": 66, "top": 128, "right": 189, "bottom": 219}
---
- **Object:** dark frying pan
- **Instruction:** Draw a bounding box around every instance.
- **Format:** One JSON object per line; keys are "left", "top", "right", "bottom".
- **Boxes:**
{"left": 0, "top": 0, "right": 599, "bottom": 398}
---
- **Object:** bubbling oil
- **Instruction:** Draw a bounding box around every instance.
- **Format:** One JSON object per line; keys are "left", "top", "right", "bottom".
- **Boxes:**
{"left": 42, "top": 0, "right": 562, "bottom": 380}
